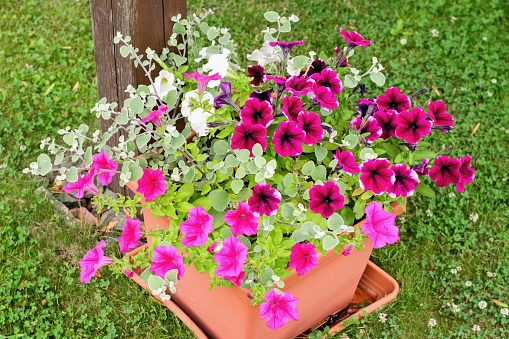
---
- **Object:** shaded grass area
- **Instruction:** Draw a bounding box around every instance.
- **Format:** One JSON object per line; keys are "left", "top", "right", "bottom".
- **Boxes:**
{"left": 0, "top": 0, "right": 507, "bottom": 337}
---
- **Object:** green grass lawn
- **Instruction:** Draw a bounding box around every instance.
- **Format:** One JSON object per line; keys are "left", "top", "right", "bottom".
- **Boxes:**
{"left": 1, "top": 0, "right": 508, "bottom": 338}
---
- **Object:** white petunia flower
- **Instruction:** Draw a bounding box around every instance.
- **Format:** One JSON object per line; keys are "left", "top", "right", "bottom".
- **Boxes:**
{"left": 202, "top": 48, "right": 231, "bottom": 85}
{"left": 151, "top": 70, "right": 176, "bottom": 99}
{"left": 188, "top": 108, "right": 211, "bottom": 137}
{"left": 247, "top": 42, "right": 280, "bottom": 67}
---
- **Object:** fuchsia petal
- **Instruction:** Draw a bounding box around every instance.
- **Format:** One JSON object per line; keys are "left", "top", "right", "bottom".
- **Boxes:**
{"left": 78, "top": 240, "right": 113, "bottom": 283}
{"left": 362, "top": 201, "right": 399, "bottom": 248}
{"left": 150, "top": 245, "right": 185, "bottom": 280}
{"left": 180, "top": 206, "right": 213, "bottom": 247}
{"left": 289, "top": 243, "right": 318, "bottom": 276}
{"left": 248, "top": 184, "right": 282, "bottom": 217}
{"left": 260, "top": 289, "right": 299, "bottom": 330}
{"left": 224, "top": 202, "right": 259, "bottom": 236}
{"left": 272, "top": 121, "right": 305, "bottom": 157}
{"left": 359, "top": 159, "right": 395, "bottom": 195}
{"left": 376, "top": 87, "right": 411, "bottom": 113}
{"left": 137, "top": 168, "right": 166, "bottom": 202}
{"left": 213, "top": 236, "right": 248, "bottom": 278}
{"left": 429, "top": 155, "right": 461, "bottom": 188}
{"left": 118, "top": 217, "right": 143, "bottom": 253}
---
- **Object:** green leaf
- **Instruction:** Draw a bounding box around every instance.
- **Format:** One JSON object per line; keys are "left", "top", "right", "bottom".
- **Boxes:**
{"left": 314, "top": 146, "right": 328, "bottom": 162}
{"left": 209, "top": 190, "right": 230, "bottom": 211}
{"left": 370, "top": 72, "right": 386, "bottom": 86}
{"left": 414, "top": 150, "right": 436, "bottom": 161}
{"left": 165, "top": 90, "right": 178, "bottom": 109}
{"left": 416, "top": 182, "right": 436, "bottom": 198}
{"left": 136, "top": 134, "right": 151, "bottom": 149}
{"left": 235, "top": 167, "right": 246, "bottom": 179}
{"left": 174, "top": 183, "right": 194, "bottom": 202}
{"left": 164, "top": 269, "right": 179, "bottom": 284}
{"left": 84, "top": 147, "right": 93, "bottom": 166}
{"left": 224, "top": 154, "right": 240, "bottom": 168}
{"left": 259, "top": 267, "right": 275, "bottom": 284}
{"left": 360, "top": 148, "right": 376, "bottom": 161}
{"left": 115, "top": 110, "right": 128, "bottom": 124}
{"left": 327, "top": 213, "right": 345, "bottom": 232}
{"left": 192, "top": 196, "right": 212, "bottom": 211}
{"left": 343, "top": 134, "right": 358, "bottom": 149}
{"left": 148, "top": 275, "right": 165, "bottom": 292}
{"left": 128, "top": 163, "right": 143, "bottom": 181}
{"left": 63, "top": 133, "right": 74, "bottom": 146}
{"left": 66, "top": 166, "right": 78, "bottom": 182}
{"left": 252, "top": 143, "right": 263, "bottom": 157}
{"left": 235, "top": 149, "right": 250, "bottom": 162}
{"left": 119, "top": 45, "right": 130, "bottom": 58}
{"left": 344, "top": 74, "right": 358, "bottom": 88}
{"left": 322, "top": 234, "right": 339, "bottom": 251}
{"left": 231, "top": 180, "right": 244, "bottom": 194}
{"left": 340, "top": 207, "right": 355, "bottom": 226}
{"left": 291, "top": 229, "right": 308, "bottom": 243}
{"left": 206, "top": 27, "right": 220, "bottom": 41}
{"left": 254, "top": 156, "right": 266, "bottom": 168}
{"left": 171, "top": 134, "right": 186, "bottom": 149}
{"left": 129, "top": 97, "right": 144, "bottom": 114}
{"left": 139, "top": 268, "right": 152, "bottom": 283}
{"left": 173, "top": 22, "right": 185, "bottom": 35}
{"left": 213, "top": 140, "right": 229, "bottom": 155}
{"left": 37, "top": 154, "right": 52, "bottom": 176}
{"left": 311, "top": 165, "right": 326, "bottom": 181}
{"left": 264, "top": 11, "right": 279, "bottom": 22}
{"left": 292, "top": 55, "right": 310, "bottom": 69}
{"left": 281, "top": 204, "right": 295, "bottom": 220}
{"left": 54, "top": 151, "right": 64, "bottom": 166}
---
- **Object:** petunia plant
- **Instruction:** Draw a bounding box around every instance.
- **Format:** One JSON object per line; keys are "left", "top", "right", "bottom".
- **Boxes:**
{"left": 27, "top": 9, "right": 475, "bottom": 331}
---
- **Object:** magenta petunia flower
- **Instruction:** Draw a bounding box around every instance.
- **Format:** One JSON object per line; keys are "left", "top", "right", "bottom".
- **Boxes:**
{"left": 123, "top": 268, "right": 134, "bottom": 278}
{"left": 268, "top": 40, "right": 303, "bottom": 59}
{"left": 272, "top": 121, "right": 306, "bottom": 157}
{"left": 376, "top": 87, "right": 411, "bottom": 113}
{"left": 340, "top": 29, "right": 371, "bottom": 47}
{"left": 260, "top": 289, "right": 299, "bottom": 331}
{"left": 91, "top": 151, "right": 118, "bottom": 186}
{"left": 455, "top": 156, "right": 475, "bottom": 193}
{"left": 289, "top": 243, "right": 318, "bottom": 276}
{"left": 333, "top": 149, "right": 360, "bottom": 175}
{"left": 247, "top": 65, "right": 265, "bottom": 87}
{"left": 395, "top": 107, "right": 431, "bottom": 143}
{"left": 63, "top": 170, "right": 99, "bottom": 199}
{"left": 305, "top": 59, "right": 327, "bottom": 76}
{"left": 361, "top": 201, "right": 399, "bottom": 249}
{"left": 281, "top": 96, "right": 303, "bottom": 122}
{"left": 140, "top": 105, "right": 168, "bottom": 126}
{"left": 309, "top": 181, "right": 345, "bottom": 218}
{"left": 230, "top": 122, "right": 267, "bottom": 156}
{"left": 213, "top": 236, "right": 248, "bottom": 278}
{"left": 248, "top": 184, "right": 282, "bottom": 217}
{"left": 150, "top": 245, "right": 185, "bottom": 280}
{"left": 341, "top": 243, "right": 354, "bottom": 256}
{"left": 428, "top": 100, "right": 454, "bottom": 131}
{"left": 249, "top": 89, "right": 273, "bottom": 103}
{"left": 359, "top": 159, "right": 395, "bottom": 195}
{"left": 373, "top": 109, "right": 399, "bottom": 140}
{"left": 239, "top": 98, "right": 274, "bottom": 127}
{"left": 225, "top": 271, "right": 245, "bottom": 287}
{"left": 429, "top": 155, "right": 462, "bottom": 188}
{"left": 118, "top": 217, "right": 143, "bottom": 253}
{"left": 78, "top": 240, "right": 114, "bottom": 283}
{"left": 312, "top": 83, "right": 339, "bottom": 112}
{"left": 180, "top": 206, "right": 213, "bottom": 247}
{"left": 297, "top": 111, "right": 323, "bottom": 145}
{"left": 285, "top": 76, "right": 314, "bottom": 96}
{"left": 350, "top": 116, "right": 382, "bottom": 143}
{"left": 387, "top": 164, "right": 419, "bottom": 198}
{"left": 310, "top": 68, "right": 342, "bottom": 95}
{"left": 411, "top": 158, "right": 430, "bottom": 177}
{"left": 357, "top": 98, "right": 378, "bottom": 118}
{"left": 137, "top": 168, "right": 166, "bottom": 202}
{"left": 183, "top": 71, "right": 222, "bottom": 92}
{"left": 224, "top": 201, "right": 260, "bottom": 236}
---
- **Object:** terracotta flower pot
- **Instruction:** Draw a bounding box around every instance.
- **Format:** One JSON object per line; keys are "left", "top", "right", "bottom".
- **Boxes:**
{"left": 124, "top": 181, "right": 403, "bottom": 338}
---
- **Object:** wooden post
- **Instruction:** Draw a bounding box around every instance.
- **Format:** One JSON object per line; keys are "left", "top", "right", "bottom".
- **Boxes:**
{"left": 90, "top": 0, "right": 186, "bottom": 196}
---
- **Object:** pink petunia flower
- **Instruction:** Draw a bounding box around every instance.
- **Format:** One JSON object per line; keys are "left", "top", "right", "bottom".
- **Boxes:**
{"left": 150, "top": 245, "right": 185, "bottom": 280}
{"left": 312, "top": 83, "right": 339, "bottom": 112}
{"left": 248, "top": 184, "right": 282, "bottom": 217}
{"left": 123, "top": 268, "right": 134, "bottom": 278}
{"left": 225, "top": 271, "right": 245, "bottom": 287}
{"left": 272, "top": 121, "right": 306, "bottom": 157}
{"left": 455, "top": 156, "right": 475, "bottom": 192}
{"left": 78, "top": 240, "right": 114, "bottom": 283}
{"left": 373, "top": 109, "right": 399, "bottom": 140}
{"left": 310, "top": 68, "right": 342, "bottom": 95}
{"left": 341, "top": 243, "right": 354, "bottom": 256}
{"left": 429, "top": 155, "right": 461, "bottom": 188}
{"left": 297, "top": 111, "right": 323, "bottom": 145}
{"left": 359, "top": 159, "right": 395, "bottom": 195}
{"left": 180, "top": 206, "right": 213, "bottom": 247}
{"left": 247, "top": 65, "right": 265, "bottom": 87}
{"left": 230, "top": 122, "right": 267, "bottom": 156}
{"left": 428, "top": 100, "right": 454, "bottom": 131}
{"left": 281, "top": 96, "right": 303, "bottom": 122}
{"left": 350, "top": 116, "right": 382, "bottom": 143}
{"left": 395, "top": 107, "right": 431, "bottom": 143}
{"left": 213, "top": 236, "right": 248, "bottom": 278}
{"left": 333, "top": 149, "right": 360, "bottom": 175}
{"left": 140, "top": 105, "right": 168, "bottom": 126}
{"left": 118, "top": 217, "right": 143, "bottom": 253}
{"left": 361, "top": 201, "right": 399, "bottom": 248}
{"left": 376, "top": 87, "right": 411, "bottom": 113}
{"left": 137, "top": 168, "right": 166, "bottom": 202}
{"left": 289, "top": 243, "right": 318, "bottom": 276}
{"left": 183, "top": 71, "right": 222, "bottom": 92}
{"left": 260, "top": 289, "right": 299, "bottom": 331}
{"left": 63, "top": 170, "right": 99, "bottom": 199}
{"left": 309, "top": 181, "right": 345, "bottom": 218}
{"left": 266, "top": 75, "right": 288, "bottom": 97}
{"left": 387, "top": 164, "right": 419, "bottom": 198}
{"left": 340, "top": 29, "right": 371, "bottom": 47}
{"left": 91, "top": 151, "right": 118, "bottom": 186}
{"left": 239, "top": 98, "right": 274, "bottom": 127}
{"left": 269, "top": 40, "right": 303, "bottom": 59}
{"left": 224, "top": 202, "right": 259, "bottom": 236}
{"left": 285, "top": 76, "right": 314, "bottom": 96}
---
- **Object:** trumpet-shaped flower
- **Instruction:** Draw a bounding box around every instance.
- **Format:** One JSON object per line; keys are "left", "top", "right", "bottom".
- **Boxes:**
{"left": 248, "top": 184, "right": 281, "bottom": 217}
{"left": 305, "top": 59, "right": 327, "bottom": 76}
{"left": 247, "top": 42, "right": 279, "bottom": 67}
{"left": 140, "top": 105, "right": 167, "bottom": 127}
{"left": 137, "top": 168, "right": 166, "bottom": 202}
{"left": 285, "top": 76, "right": 314, "bottom": 96}
{"left": 225, "top": 271, "right": 245, "bottom": 287}
{"left": 224, "top": 201, "right": 260, "bottom": 236}
{"left": 428, "top": 100, "right": 454, "bottom": 131}
{"left": 78, "top": 240, "right": 113, "bottom": 283}
{"left": 281, "top": 96, "right": 303, "bottom": 122}
{"left": 297, "top": 111, "right": 323, "bottom": 145}
{"left": 387, "top": 164, "right": 419, "bottom": 198}
{"left": 247, "top": 65, "right": 265, "bottom": 87}
{"left": 249, "top": 89, "right": 273, "bottom": 104}
{"left": 150, "top": 245, "right": 185, "bottom": 280}
{"left": 357, "top": 98, "right": 378, "bottom": 118}
{"left": 429, "top": 155, "right": 461, "bottom": 188}
{"left": 118, "top": 217, "right": 143, "bottom": 253}
{"left": 183, "top": 71, "right": 222, "bottom": 92}
{"left": 269, "top": 40, "right": 303, "bottom": 59}
{"left": 376, "top": 87, "right": 411, "bottom": 113}
{"left": 260, "top": 289, "right": 299, "bottom": 331}
{"left": 456, "top": 156, "right": 475, "bottom": 192}
{"left": 309, "top": 181, "right": 345, "bottom": 218}
{"left": 289, "top": 243, "right": 318, "bottom": 276}
{"left": 362, "top": 201, "right": 399, "bottom": 248}
{"left": 272, "top": 121, "right": 306, "bottom": 157}
{"left": 180, "top": 206, "right": 213, "bottom": 247}
{"left": 333, "top": 149, "right": 360, "bottom": 175}
{"left": 340, "top": 29, "right": 371, "bottom": 47}
{"left": 91, "top": 151, "right": 117, "bottom": 186}
{"left": 151, "top": 70, "right": 176, "bottom": 99}
{"left": 395, "top": 107, "right": 431, "bottom": 143}
{"left": 312, "top": 83, "right": 339, "bottom": 111}
{"left": 240, "top": 98, "right": 273, "bottom": 127}
{"left": 359, "top": 159, "right": 395, "bottom": 195}
{"left": 202, "top": 48, "right": 231, "bottom": 80}
{"left": 63, "top": 170, "right": 99, "bottom": 199}
{"left": 350, "top": 116, "right": 382, "bottom": 143}
{"left": 373, "top": 109, "right": 398, "bottom": 140}
{"left": 214, "top": 236, "right": 248, "bottom": 278}
{"left": 230, "top": 122, "right": 267, "bottom": 156}
{"left": 310, "top": 68, "right": 342, "bottom": 95}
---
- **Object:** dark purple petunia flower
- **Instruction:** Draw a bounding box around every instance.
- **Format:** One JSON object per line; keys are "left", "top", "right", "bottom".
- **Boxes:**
{"left": 281, "top": 96, "right": 303, "bottom": 122}
{"left": 230, "top": 122, "right": 267, "bottom": 156}
{"left": 340, "top": 29, "right": 371, "bottom": 47}
{"left": 249, "top": 89, "right": 273, "bottom": 104}
{"left": 387, "top": 164, "right": 419, "bottom": 198}
{"left": 309, "top": 181, "right": 345, "bottom": 218}
{"left": 310, "top": 68, "right": 342, "bottom": 95}
{"left": 268, "top": 40, "right": 304, "bottom": 59}
{"left": 285, "top": 76, "right": 314, "bottom": 96}
{"left": 312, "top": 83, "right": 339, "bottom": 112}
{"left": 395, "top": 107, "right": 431, "bottom": 143}
{"left": 428, "top": 100, "right": 454, "bottom": 132}
{"left": 373, "top": 109, "right": 398, "bottom": 140}
{"left": 214, "top": 82, "right": 239, "bottom": 111}
{"left": 376, "top": 87, "right": 411, "bottom": 113}
{"left": 248, "top": 184, "right": 282, "bottom": 217}
{"left": 350, "top": 116, "right": 382, "bottom": 143}
{"left": 359, "top": 158, "right": 395, "bottom": 195}
{"left": 357, "top": 98, "right": 378, "bottom": 118}
{"left": 411, "top": 158, "right": 430, "bottom": 176}
{"left": 297, "top": 111, "right": 323, "bottom": 145}
{"left": 333, "top": 149, "right": 360, "bottom": 175}
{"left": 455, "top": 156, "right": 475, "bottom": 192}
{"left": 240, "top": 98, "right": 274, "bottom": 127}
{"left": 247, "top": 65, "right": 265, "bottom": 87}
{"left": 272, "top": 121, "right": 306, "bottom": 157}
{"left": 429, "top": 155, "right": 461, "bottom": 188}
{"left": 305, "top": 59, "right": 327, "bottom": 76}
